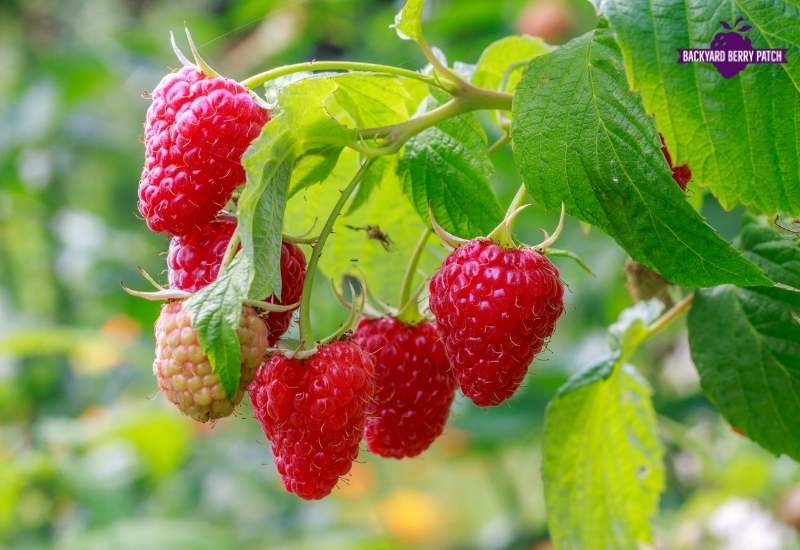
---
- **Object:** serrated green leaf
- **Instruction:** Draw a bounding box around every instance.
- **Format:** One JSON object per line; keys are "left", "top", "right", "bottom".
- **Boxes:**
{"left": 736, "top": 0, "right": 800, "bottom": 89}
{"left": 738, "top": 216, "right": 800, "bottom": 289}
{"left": 472, "top": 35, "right": 551, "bottom": 93}
{"left": 399, "top": 95, "right": 503, "bottom": 238}
{"left": 594, "top": 0, "right": 800, "bottom": 215}
{"left": 543, "top": 301, "right": 669, "bottom": 548}
{"left": 240, "top": 118, "right": 296, "bottom": 300}
{"left": 544, "top": 302, "right": 665, "bottom": 549}
{"left": 184, "top": 255, "right": 251, "bottom": 399}
{"left": 544, "top": 359, "right": 664, "bottom": 549}
{"left": 512, "top": 28, "right": 770, "bottom": 288}
{"left": 393, "top": 0, "right": 426, "bottom": 43}
{"left": 284, "top": 150, "right": 441, "bottom": 304}
{"left": 688, "top": 220, "right": 800, "bottom": 460}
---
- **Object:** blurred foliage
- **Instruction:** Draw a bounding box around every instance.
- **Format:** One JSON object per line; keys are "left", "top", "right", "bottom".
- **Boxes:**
{"left": 0, "top": 0, "right": 797, "bottom": 548}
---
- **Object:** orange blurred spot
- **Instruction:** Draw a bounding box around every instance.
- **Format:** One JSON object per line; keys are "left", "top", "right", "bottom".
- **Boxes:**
{"left": 436, "top": 427, "right": 470, "bottom": 456}
{"left": 336, "top": 461, "right": 376, "bottom": 499}
{"left": 101, "top": 314, "right": 141, "bottom": 343}
{"left": 79, "top": 405, "right": 107, "bottom": 420}
{"left": 378, "top": 490, "right": 442, "bottom": 544}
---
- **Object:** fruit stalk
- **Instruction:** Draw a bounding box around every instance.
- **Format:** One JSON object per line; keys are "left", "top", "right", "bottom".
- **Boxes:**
{"left": 297, "top": 159, "right": 375, "bottom": 348}
{"left": 395, "top": 228, "right": 432, "bottom": 325}
{"left": 644, "top": 293, "right": 694, "bottom": 339}
{"left": 356, "top": 87, "right": 513, "bottom": 153}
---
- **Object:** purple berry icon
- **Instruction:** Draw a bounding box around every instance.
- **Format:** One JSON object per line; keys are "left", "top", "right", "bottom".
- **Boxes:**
{"left": 710, "top": 18, "right": 753, "bottom": 78}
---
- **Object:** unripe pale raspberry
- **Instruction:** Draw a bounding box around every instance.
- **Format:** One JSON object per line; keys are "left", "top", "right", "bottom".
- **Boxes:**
{"left": 249, "top": 341, "right": 375, "bottom": 500}
{"left": 429, "top": 239, "right": 564, "bottom": 406}
{"left": 153, "top": 301, "right": 269, "bottom": 422}
{"left": 167, "top": 220, "right": 306, "bottom": 344}
{"left": 353, "top": 317, "right": 456, "bottom": 458}
{"left": 138, "top": 66, "right": 269, "bottom": 236}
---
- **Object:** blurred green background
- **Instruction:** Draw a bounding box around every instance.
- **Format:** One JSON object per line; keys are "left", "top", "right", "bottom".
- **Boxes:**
{"left": 1, "top": 0, "right": 798, "bottom": 548}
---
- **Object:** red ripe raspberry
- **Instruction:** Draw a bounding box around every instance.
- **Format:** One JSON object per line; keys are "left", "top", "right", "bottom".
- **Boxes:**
{"left": 139, "top": 66, "right": 269, "bottom": 236}
{"left": 168, "top": 221, "right": 306, "bottom": 343}
{"left": 353, "top": 317, "right": 456, "bottom": 458}
{"left": 262, "top": 241, "right": 306, "bottom": 346}
{"left": 153, "top": 301, "right": 269, "bottom": 422}
{"left": 167, "top": 217, "right": 236, "bottom": 292}
{"left": 429, "top": 239, "right": 564, "bottom": 406}
{"left": 249, "top": 341, "right": 375, "bottom": 500}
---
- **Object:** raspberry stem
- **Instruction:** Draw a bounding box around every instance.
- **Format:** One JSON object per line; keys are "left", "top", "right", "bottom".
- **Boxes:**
{"left": 396, "top": 228, "right": 431, "bottom": 325}
{"left": 355, "top": 86, "right": 513, "bottom": 155}
{"left": 241, "top": 61, "right": 444, "bottom": 90}
{"left": 488, "top": 185, "right": 529, "bottom": 248}
{"left": 487, "top": 132, "right": 511, "bottom": 155}
{"left": 644, "top": 293, "right": 694, "bottom": 338}
{"left": 297, "top": 159, "right": 375, "bottom": 349}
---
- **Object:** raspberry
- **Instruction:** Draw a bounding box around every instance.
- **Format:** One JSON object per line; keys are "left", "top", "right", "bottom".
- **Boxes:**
{"left": 167, "top": 217, "right": 236, "bottom": 292}
{"left": 153, "top": 301, "right": 268, "bottom": 422}
{"left": 353, "top": 317, "right": 456, "bottom": 458}
{"left": 167, "top": 221, "right": 306, "bottom": 344}
{"left": 139, "top": 66, "right": 269, "bottom": 236}
{"left": 249, "top": 341, "right": 375, "bottom": 500}
{"left": 429, "top": 239, "right": 564, "bottom": 406}
{"left": 659, "top": 134, "right": 692, "bottom": 190}
{"left": 262, "top": 241, "right": 306, "bottom": 346}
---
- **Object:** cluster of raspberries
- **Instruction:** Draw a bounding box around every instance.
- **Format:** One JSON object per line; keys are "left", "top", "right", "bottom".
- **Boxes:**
{"left": 139, "top": 66, "right": 305, "bottom": 423}
{"left": 139, "top": 65, "right": 565, "bottom": 501}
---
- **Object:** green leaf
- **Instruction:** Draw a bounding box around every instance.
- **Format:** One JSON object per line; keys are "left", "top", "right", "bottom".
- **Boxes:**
{"left": 543, "top": 303, "right": 665, "bottom": 549}
{"left": 184, "top": 255, "right": 251, "bottom": 399}
{"left": 735, "top": 0, "right": 800, "bottom": 89}
{"left": 274, "top": 77, "right": 355, "bottom": 148}
{"left": 738, "top": 216, "right": 800, "bottom": 289}
{"left": 511, "top": 28, "right": 770, "bottom": 288}
{"left": 393, "top": 0, "right": 426, "bottom": 43}
{"left": 240, "top": 121, "right": 296, "bottom": 300}
{"left": 688, "top": 220, "right": 800, "bottom": 460}
{"left": 288, "top": 146, "right": 343, "bottom": 199}
{"left": 472, "top": 35, "right": 551, "bottom": 93}
{"left": 329, "top": 73, "right": 427, "bottom": 127}
{"left": 346, "top": 155, "right": 392, "bottom": 215}
{"left": 399, "top": 95, "right": 503, "bottom": 238}
{"left": 594, "top": 0, "right": 800, "bottom": 215}
{"left": 284, "top": 150, "right": 442, "bottom": 304}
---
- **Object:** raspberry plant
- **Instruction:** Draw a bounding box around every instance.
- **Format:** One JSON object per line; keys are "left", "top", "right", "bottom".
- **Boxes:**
{"left": 126, "top": 0, "right": 800, "bottom": 543}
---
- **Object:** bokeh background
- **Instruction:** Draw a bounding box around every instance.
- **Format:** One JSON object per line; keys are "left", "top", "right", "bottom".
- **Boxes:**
{"left": 1, "top": 1, "right": 798, "bottom": 548}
